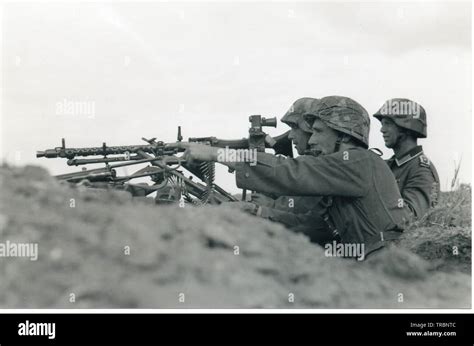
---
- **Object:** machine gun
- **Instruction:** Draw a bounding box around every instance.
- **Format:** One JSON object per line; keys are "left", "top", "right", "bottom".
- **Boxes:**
{"left": 36, "top": 129, "right": 237, "bottom": 205}
{"left": 37, "top": 115, "right": 293, "bottom": 204}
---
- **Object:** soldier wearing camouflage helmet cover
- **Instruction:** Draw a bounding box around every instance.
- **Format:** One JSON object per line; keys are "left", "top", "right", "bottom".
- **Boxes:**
{"left": 280, "top": 97, "right": 318, "bottom": 155}
{"left": 245, "top": 98, "right": 335, "bottom": 245}
{"left": 172, "top": 96, "right": 409, "bottom": 258}
{"left": 373, "top": 98, "right": 440, "bottom": 219}
{"left": 303, "top": 95, "right": 370, "bottom": 154}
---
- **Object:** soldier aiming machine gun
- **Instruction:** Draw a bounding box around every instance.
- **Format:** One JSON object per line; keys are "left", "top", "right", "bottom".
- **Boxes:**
{"left": 36, "top": 115, "right": 293, "bottom": 205}
{"left": 189, "top": 115, "right": 293, "bottom": 200}
{"left": 189, "top": 115, "right": 293, "bottom": 157}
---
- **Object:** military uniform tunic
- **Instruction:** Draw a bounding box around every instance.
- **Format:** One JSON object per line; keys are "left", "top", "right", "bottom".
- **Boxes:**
{"left": 235, "top": 148, "right": 409, "bottom": 250}
{"left": 386, "top": 146, "right": 440, "bottom": 219}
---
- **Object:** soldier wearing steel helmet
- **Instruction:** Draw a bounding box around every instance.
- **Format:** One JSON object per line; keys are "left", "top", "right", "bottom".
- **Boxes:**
{"left": 238, "top": 98, "right": 335, "bottom": 245}
{"left": 373, "top": 98, "right": 440, "bottom": 219}
{"left": 281, "top": 97, "right": 317, "bottom": 156}
{"left": 170, "top": 96, "right": 409, "bottom": 258}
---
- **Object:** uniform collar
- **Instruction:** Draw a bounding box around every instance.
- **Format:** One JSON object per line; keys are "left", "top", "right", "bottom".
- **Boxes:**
{"left": 390, "top": 146, "right": 424, "bottom": 167}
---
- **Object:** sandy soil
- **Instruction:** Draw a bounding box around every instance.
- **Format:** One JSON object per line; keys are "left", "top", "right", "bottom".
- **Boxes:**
{"left": 0, "top": 165, "right": 470, "bottom": 308}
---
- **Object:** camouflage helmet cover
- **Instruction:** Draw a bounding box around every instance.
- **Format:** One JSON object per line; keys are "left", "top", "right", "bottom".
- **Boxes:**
{"left": 303, "top": 96, "right": 370, "bottom": 147}
{"left": 281, "top": 97, "right": 320, "bottom": 133}
{"left": 373, "top": 98, "right": 427, "bottom": 138}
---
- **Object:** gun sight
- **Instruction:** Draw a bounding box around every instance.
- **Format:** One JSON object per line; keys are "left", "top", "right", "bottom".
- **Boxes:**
{"left": 249, "top": 115, "right": 277, "bottom": 129}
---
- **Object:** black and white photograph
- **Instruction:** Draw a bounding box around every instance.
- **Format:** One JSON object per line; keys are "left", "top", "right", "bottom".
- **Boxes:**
{"left": 0, "top": 0, "right": 471, "bottom": 320}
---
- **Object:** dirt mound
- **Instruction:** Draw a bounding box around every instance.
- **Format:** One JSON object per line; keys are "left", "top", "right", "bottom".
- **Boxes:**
{"left": 0, "top": 165, "right": 470, "bottom": 308}
{"left": 399, "top": 226, "right": 471, "bottom": 274}
{"left": 399, "top": 188, "right": 471, "bottom": 274}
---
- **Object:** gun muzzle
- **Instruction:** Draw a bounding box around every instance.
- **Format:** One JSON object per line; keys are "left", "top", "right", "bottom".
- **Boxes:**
{"left": 36, "top": 149, "right": 59, "bottom": 158}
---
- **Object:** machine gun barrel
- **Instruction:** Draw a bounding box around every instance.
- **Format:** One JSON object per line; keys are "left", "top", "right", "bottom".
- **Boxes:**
{"left": 36, "top": 138, "right": 181, "bottom": 160}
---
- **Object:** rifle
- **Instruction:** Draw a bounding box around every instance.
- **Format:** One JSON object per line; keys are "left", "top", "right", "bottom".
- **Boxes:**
{"left": 37, "top": 130, "right": 237, "bottom": 205}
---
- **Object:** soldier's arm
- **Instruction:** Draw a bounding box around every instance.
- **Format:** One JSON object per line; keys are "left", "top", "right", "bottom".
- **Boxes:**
{"left": 259, "top": 207, "right": 333, "bottom": 244}
{"left": 235, "top": 151, "right": 370, "bottom": 197}
{"left": 229, "top": 200, "right": 324, "bottom": 229}
{"left": 255, "top": 195, "right": 304, "bottom": 212}
{"left": 261, "top": 205, "right": 328, "bottom": 232}
{"left": 167, "top": 142, "right": 369, "bottom": 197}
{"left": 258, "top": 205, "right": 310, "bottom": 226}
{"left": 250, "top": 193, "right": 276, "bottom": 208}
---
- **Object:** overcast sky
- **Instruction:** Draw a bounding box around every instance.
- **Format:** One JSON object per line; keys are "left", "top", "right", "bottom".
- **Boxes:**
{"left": 1, "top": 1, "right": 471, "bottom": 193}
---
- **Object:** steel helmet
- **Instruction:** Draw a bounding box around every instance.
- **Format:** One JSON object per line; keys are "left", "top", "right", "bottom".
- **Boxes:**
{"left": 281, "top": 98, "right": 320, "bottom": 133}
{"left": 303, "top": 96, "right": 370, "bottom": 147}
{"left": 373, "top": 98, "right": 427, "bottom": 138}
